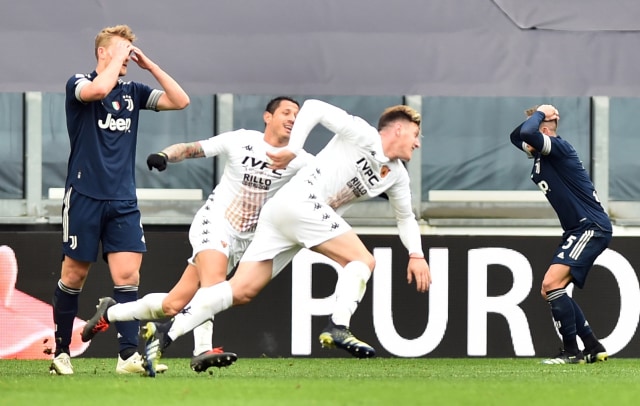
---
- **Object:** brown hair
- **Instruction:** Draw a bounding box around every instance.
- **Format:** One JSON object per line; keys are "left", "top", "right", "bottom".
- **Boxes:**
{"left": 524, "top": 105, "right": 539, "bottom": 117}
{"left": 377, "top": 105, "right": 421, "bottom": 131}
{"left": 94, "top": 25, "right": 136, "bottom": 60}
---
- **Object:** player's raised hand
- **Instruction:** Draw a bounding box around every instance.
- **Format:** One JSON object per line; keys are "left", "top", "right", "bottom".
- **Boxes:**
{"left": 537, "top": 104, "right": 560, "bottom": 121}
{"left": 129, "top": 46, "right": 156, "bottom": 71}
{"left": 111, "top": 40, "right": 133, "bottom": 63}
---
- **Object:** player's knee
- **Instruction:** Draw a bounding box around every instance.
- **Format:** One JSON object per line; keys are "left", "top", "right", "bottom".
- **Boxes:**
{"left": 60, "top": 266, "right": 89, "bottom": 288}
{"left": 540, "top": 287, "right": 548, "bottom": 300}
{"left": 161, "top": 301, "right": 181, "bottom": 317}
{"left": 363, "top": 254, "right": 375, "bottom": 272}
{"left": 540, "top": 281, "right": 553, "bottom": 298}
{"left": 233, "top": 289, "right": 258, "bottom": 306}
{"left": 111, "top": 269, "right": 140, "bottom": 286}
{"left": 541, "top": 280, "right": 564, "bottom": 299}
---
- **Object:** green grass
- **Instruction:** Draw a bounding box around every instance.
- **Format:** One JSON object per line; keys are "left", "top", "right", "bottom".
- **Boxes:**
{"left": 1, "top": 358, "right": 639, "bottom": 405}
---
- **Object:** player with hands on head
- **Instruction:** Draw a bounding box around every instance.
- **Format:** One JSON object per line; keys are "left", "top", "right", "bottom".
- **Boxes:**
{"left": 137, "top": 99, "right": 431, "bottom": 374}
{"left": 510, "top": 103, "right": 610, "bottom": 365}
{"left": 50, "top": 24, "right": 189, "bottom": 376}
{"left": 82, "top": 97, "right": 312, "bottom": 376}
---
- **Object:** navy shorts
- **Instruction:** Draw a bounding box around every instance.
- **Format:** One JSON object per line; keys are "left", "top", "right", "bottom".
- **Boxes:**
{"left": 551, "top": 225, "right": 612, "bottom": 289}
{"left": 61, "top": 187, "right": 146, "bottom": 262}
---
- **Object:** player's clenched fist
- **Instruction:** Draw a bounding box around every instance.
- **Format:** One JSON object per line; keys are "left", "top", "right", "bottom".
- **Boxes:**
{"left": 147, "top": 152, "right": 168, "bottom": 171}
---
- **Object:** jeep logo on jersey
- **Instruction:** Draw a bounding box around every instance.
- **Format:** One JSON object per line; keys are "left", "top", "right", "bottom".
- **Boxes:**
{"left": 98, "top": 113, "right": 132, "bottom": 132}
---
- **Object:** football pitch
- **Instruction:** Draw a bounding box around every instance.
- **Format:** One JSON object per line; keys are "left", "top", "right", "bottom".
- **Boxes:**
{"left": 1, "top": 357, "right": 639, "bottom": 405}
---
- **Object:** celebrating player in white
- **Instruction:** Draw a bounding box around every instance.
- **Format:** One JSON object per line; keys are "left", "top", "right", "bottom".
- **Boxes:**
{"left": 138, "top": 99, "right": 431, "bottom": 374}
{"left": 82, "top": 97, "right": 312, "bottom": 376}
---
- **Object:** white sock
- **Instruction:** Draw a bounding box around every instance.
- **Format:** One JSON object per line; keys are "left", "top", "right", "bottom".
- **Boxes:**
{"left": 192, "top": 318, "right": 214, "bottom": 356}
{"left": 168, "top": 281, "right": 233, "bottom": 341}
{"left": 107, "top": 292, "right": 167, "bottom": 322}
{"left": 331, "top": 261, "right": 371, "bottom": 327}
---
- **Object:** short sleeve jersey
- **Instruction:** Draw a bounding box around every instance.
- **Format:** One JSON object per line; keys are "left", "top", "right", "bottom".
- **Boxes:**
{"left": 64, "top": 71, "right": 161, "bottom": 200}
{"left": 199, "top": 129, "right": 311, "bottom": 235}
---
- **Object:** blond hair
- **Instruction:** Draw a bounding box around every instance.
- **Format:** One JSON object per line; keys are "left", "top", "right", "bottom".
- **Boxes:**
{"left": 524, "top": 105, "right": 539, "bottom": 117}
{"left": 377, "top": 105, "right": 421, "bottom": 131}
{"left": 525, "top": 105, "right": 558, "bottom": 131}
{"left": 94, "top": 25, "right": 136, "bottom": 60}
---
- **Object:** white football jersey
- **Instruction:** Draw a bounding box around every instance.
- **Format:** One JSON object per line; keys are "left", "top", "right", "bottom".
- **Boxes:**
{"left": 285, "top": 100, "right": 411, "bottom": 216}
{"left": 198, "top": 129, "right": 311, "bottom": 236}
{"left": 276, "top": 99, "right": 422, "bottom": 255}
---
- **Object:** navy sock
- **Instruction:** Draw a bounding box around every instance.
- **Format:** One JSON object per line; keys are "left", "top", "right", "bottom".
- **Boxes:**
{"left": 546, "top": 288, "right": 578, "bottom": 354}
{"left": 53, "top": 280, "right": 81, "bottom": 356}
{"left": 113, "top": 285, "right": 139, "bottom": 356}
{"left": 571, "top": 298, "right": 599, "bottom": 350}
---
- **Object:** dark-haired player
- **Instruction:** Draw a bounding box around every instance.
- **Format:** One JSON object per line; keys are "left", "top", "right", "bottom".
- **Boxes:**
{"left": 510, "top": 104, "right": 610, "bottom": 364}
{"left": 82, "top": 96, "right": 313, "bottom": 376}
{"left": 138, "top": 99, "right": 432, "bottom": 375}
{"left": 50, "top": 24, "right": 189, "bottom": 375}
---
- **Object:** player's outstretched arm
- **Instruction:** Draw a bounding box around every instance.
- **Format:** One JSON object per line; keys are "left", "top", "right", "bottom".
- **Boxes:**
{"left": 147, "top": 142, "right": 205, "bottom": 171}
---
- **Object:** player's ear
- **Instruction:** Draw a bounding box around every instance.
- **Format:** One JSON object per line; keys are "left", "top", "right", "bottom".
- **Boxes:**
{"left": 96, "top": 46, "right": 108, "bottom": 60}
{"left": 263, "top": 111, "right": 272, "bottom": 125}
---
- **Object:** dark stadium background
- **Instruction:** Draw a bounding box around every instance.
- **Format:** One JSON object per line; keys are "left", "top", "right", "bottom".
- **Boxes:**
{"left": 2, "top": 226, "right": 637, "bottom": 359}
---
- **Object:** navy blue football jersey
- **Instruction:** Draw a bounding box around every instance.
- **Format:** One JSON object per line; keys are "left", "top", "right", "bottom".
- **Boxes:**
{"left": 64, "top": 71, "right": 162, "bottom": 200}
{"left": 510, "top": 111, "right": 611, "bottom": 233}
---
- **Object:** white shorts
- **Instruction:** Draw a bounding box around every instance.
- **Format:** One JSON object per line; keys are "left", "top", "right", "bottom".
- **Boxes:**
{"left": 188, "top": 204, "right": 251, "bottom": 275}
{"left": 241, "top": 186, "right": 351, "bottom": 277}
{"left": 188, "top": 201, "right": 298, "bottom": 278}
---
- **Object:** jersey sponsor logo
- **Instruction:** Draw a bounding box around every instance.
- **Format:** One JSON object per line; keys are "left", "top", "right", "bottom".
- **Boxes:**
{"left": 346, "top": 177, "right": 367, "bottom": 198}
{"left": 536, "top": 180, "right": 550, "bottom": 194}
{"left": 356, "top": 157, "right": 380, "bottom": 186}
{"left": 240, "top": 156, "right": 283, "bottom": 177}
{"left": 243, "top": 173, "right": 272, "bottom": 190}
{"left": 97, "top": 113, "right": 131, "bottom": 132}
